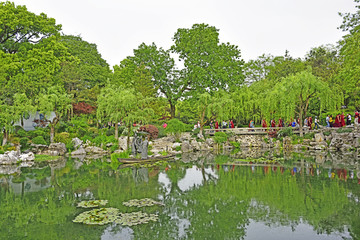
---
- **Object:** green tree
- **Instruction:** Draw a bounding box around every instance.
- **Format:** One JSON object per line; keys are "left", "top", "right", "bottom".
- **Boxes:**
{"left": 112, "top": 58, "right": 157, "bottom": 99}
{"left": 337, "top": 0, "right": 360, "bottom": 109}
{"left": 0, "top": 1, "right": 61, "bottom": 54}
{"left": 131, "top": 43, "right": 179, "bottom": 118}
{"left": 262, "top": 70, "right": 340, "bottom": 136}
{"left": 58, "top": 35, "right": 111, "bottom": 96}
{"left": 171, "top": 23, "right": 245, "bottom": 93}
{"left": 97, "top": 86, "right": 153, "bottom": 147}
{"left": 37, "top": 86, "right": 72, "bottom": 143}
{"left": 0, "top": 93, "right": 34, "bottom": 145}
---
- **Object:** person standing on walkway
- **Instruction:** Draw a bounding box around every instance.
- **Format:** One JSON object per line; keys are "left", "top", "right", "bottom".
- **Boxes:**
{"left": 326, "top": 115, "right": 330, "bottom": 127}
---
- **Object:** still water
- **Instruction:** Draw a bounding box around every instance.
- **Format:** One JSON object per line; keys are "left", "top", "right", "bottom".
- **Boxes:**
{"left": 0, "top": 153, "right": 359, "bottom": 240}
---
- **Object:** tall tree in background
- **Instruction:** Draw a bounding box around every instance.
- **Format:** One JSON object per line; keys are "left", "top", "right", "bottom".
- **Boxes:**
{"left": 171, "top": 23, "right": 245, "bottom": 93}
{"left": 337, "top": 0, "right": 360, "bottom": 109}
{"left": 131, "top": 43, "right": 179, "bottom": 118}
{"left": 58, "top": 35, "right": 111, "bottom": 101}
{"left": 262, "top": 70, "right": 340, "bottom": 136}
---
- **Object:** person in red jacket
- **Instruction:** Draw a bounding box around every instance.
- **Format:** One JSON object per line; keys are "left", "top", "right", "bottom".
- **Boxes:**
{"left": 340, "top": 112, "right": 346, "bottom": 127}
{"left": 230, "top": 120, "right": 235, "bottom": 128}
{"left": 215, "top": 121, "right": 219, "bottom": 132}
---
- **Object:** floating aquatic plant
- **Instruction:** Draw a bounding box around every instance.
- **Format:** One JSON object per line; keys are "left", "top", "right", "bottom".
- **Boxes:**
{"left": 115, "top": 211, "right": 158, "bottom": 226}
{"left": 77, "top": 200, "right": 108, "bottom": 208}
{"left": 73, "top": 208, "right": 119, "bottom": 225}
{"left": 123, "top": 198, "right": 164, "bottom": 207}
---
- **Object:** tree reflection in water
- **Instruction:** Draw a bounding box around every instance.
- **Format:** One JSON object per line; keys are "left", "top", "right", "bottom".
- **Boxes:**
{"left": 0, "top": 154, "right": 358, "bottom": 240}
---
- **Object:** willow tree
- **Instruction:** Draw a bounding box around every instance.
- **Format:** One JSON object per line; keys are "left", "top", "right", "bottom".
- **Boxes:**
{"left": 0, "top": 93, "right": 34, "bottom": 146}
{"left": 97, "top": 86, "right": 153, "bottom": 148}
{"left": 262, "top": 70, "right": 341, "bottom": 136}
{"left": 37, "top": 86, "right": 72, "bottom": 143}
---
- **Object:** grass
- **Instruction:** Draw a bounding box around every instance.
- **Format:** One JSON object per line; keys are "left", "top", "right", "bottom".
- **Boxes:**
{"left": 34, "top": 154, "right": 61, "bottom": 162}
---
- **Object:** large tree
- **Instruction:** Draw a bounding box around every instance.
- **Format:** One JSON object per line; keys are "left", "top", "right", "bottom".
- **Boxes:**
{"left": 37, "top": 86, "right": 72, "bottom": 143}
{"left": 97, "top": 86, "right": 153, "bottom": 147}
{"left": 0, "top": 93, "right": 34, "bottom": 145}
{"left": 336, "top": 0, "right": 360, "bottom": 109}
{"left": 262, "top": 70, "right": 340, "bottom": 136}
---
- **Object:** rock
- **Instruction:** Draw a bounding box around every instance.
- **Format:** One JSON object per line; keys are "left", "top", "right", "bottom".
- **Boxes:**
{"left": 119, "top": 136, "right": 132, "bottom": 151}
{"left": 179, "top": 132, "right": 191, "bottom": 142}
{"left": 172, "top": 142, "right": 181, "bottom": 149}
{"left": 72, "top": 138, "right": 83, "bottom": 149}
{"left": 314, "top": 145, "right": 326, "bottom": 150}
{"left": 45, "top": 143, "right": 67, "bottom": 156}
{"left": 181, "top": 141, "right": 192, "bottom": 153}
{"left": 0, "top": 151, "right": 19, "bottom": 165}
{"left": 85, "top": 146, "right": 108, "bottom": 155}
{"left": 71, "top": 147, "right": 86, "bottom": 156}
{"left": 19, "top": 152, "right": 35, "bottom": 161}
{"left": 314, "top": 133, "right": 325, "bottom": 143}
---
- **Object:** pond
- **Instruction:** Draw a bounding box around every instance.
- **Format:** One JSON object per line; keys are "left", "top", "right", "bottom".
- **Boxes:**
{"left": 0, "top": 152, "right": 359, "bottom": 240}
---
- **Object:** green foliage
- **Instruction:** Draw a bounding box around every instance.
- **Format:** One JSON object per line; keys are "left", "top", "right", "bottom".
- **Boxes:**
{"left": 277, "top": 127, "right": 293, "bottom": 138}
{"left": 17, "top": 129, "right": 27, "bottom": 138}
{"left": 213, "top": 132, "right": 228, "bottom": 144}
{"left": 164, "top": 119, "right": 187, "bottom": 135}
{"left": 175, "top": 146, "right": 181, "bottom": 151}
{"left": 20, "top": 137, "right": 30, "bottom": 149}
{"left": 106, "top": 128, "right": 115, "bottom": 136}
{"left": 336, "top": 128, "right": 353, "bottom": 133}
{"left": 323, "top": 131, "right": 331, "bottom": 136}
{"left": 230, "top": 141, "right": 240, "bottom": 149}
{"left": 31, "top": 136, "right": 47, "bottom": 145}
{"left": 34, "top": 154, "right": 61, "bottom": 162}
{"left": 303, "top": 132, "right": 315, "bottom": 139}
{"left": 54, "top": 132, "right": 71, "bottom": 144}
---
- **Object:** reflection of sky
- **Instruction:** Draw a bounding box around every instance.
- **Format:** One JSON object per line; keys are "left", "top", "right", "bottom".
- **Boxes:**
{"left": 178, "top": 166, "right": 218, "bottom": 192}
{"left": 158, "top": 172, "right": 171, "bottom": 197}
{"left": 101, "top": 224, "right": 134, "bottom": 240}
{"left": 245, "top": 219, "right": 351, "bottom": 240}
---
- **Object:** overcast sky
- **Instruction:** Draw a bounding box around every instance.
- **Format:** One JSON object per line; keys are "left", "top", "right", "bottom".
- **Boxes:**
{"left": 11, "top": 0, "right": 357, "bottom": 67}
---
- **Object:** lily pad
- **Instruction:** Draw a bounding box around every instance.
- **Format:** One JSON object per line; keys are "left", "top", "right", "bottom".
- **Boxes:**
{"left": 122, "top": 198, "right": 164, "bottom": 207}
{"left": 73, "top": 207, "right": 119, "bottom": 225}
{"left": 77, "top": 200, "right": 108, "bottom": 208}
{"left": 115, "top": 211, "right": 158, "bottom": 226}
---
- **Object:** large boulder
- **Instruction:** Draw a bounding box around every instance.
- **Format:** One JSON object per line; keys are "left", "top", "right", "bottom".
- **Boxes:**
{"left": 71, "top": 147, "right": 86, "bottom": 156}
{"left": 0, "top": 151, "right": 19, "bottom": 165}
{"left": 314, "top": 133, "right": 325, "bottom": 143}
{"left": 43, "top": 143, "right": 67, "bottom": 156}
{"left": 85, "top": 146, "right": 108, "bottom": 155}
{"left": 72, "top": 138, "right": 83, "bottom": 149}
{"left": 181, "top": 141, "right": 192, "bottom": 153}
{"left": 118, "top": 136, "right": 132, "bottom": 151}
{"left": 19, "top": 152, "right": 35, "bottom": 162}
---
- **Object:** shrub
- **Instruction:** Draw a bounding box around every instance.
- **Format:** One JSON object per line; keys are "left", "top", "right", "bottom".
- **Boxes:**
{"left": 138, "top": 125, "right": 159, "bottom": 140}
{"left": 213, "top": 132, "right": 228, "bottom": 144}
{"left": 11, "top": 137, "right": 20, "bottom": 145}
{"left": 336, "top": 128, "right": 353, "bottom": 133}
{"left": 106, "top": 128, "right": 115, "bottom": 136}
{"left": 303, "top": 132, "right": 315, "bottom": 139}
{"left": 20, "top": 137, "right": 30, "bottom": 149}
{"left": 32, "top": 136, "right": 47, "bottom": 145}
{"left": 54, "top": 132, "right": 71, "bottom": 144}
{"left": 165, "top": 119, "right": 188, "bottom": 135}
{"left": 230, "top": 141, "right": 240, "bottom": 149}
{"left": 175, "top": 145, "right": 181, "bottom": 151}
{"left": 17, "top": 129, "right": 27, "bottom": 138}
{"left": 277, "top": 127, "right": 293, "bottom": 138}
{"left": 323, "top": 131, "right": 331, "bottom": 136}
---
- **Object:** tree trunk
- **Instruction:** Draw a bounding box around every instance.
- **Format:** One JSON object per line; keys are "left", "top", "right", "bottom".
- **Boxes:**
{"left": 299, "top": 109, "right": 304, "bottom": 137}
{"left": 2, "top": 129, "right": 8, "bottom": 146}
{"left": 126, "top": 124, "right": 131, "bottom": 150}
{"left": 115, "top": 123, "right": 119, "bottom": 139}
{"left": 170, "top": 103, "right": 176, "bottom": 119}
{"left": 50, "top": 124, "right": 55, "bottom": 143}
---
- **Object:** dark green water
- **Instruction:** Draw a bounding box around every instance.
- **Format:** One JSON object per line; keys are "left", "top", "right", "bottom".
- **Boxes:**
{"left": 0, "top": 155, "right": 359, "bottom": 240}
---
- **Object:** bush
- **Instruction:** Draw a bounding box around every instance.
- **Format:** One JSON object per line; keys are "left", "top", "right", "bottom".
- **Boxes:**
{"left": 277, "top": 127, "right": 293, "bottom": 138}
{"left": 20, "top": 137, "right": 30, "bottom": 149}
{"left": 32, "top": 136, "right": 47, "bottom": 145}
{"left": 54, "top": 132, "right": 71, "bottom": 144}
{"left": 17, "top": 129, "right": 27, "bottom": 138}
{"left": 138, "top": 125, "right": 159, "bottom": 140}
{"left": 230, "top": 141, "right": 240, "bottom": 149}
{"left": 164, "top": 119, "right": 188, "bottom": 135}
{"left": 11, "top": 137, "right": 20, "bottom": 145}
{"left": 336, "top": 128, "right": 353, "bottom": 133}
{"left": 213, "top": 132, "right": 228, "bottom": 144}
{"left": 106, "top": 128, "right": 115, "bottom": 136}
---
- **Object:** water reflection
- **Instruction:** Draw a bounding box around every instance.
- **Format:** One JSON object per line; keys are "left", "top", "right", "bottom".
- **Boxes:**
{"left": 0, "top": 152, "right": 358, "bottom": 240}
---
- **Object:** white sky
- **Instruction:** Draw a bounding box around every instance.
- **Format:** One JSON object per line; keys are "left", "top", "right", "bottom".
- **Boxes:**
{"left": 11, "top": 0, "right": 357, "bottom": 67}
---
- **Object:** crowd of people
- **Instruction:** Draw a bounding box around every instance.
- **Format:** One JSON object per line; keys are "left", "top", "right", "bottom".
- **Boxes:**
{"left": 206, "top": 111, "right": 360, "bottom": 130}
